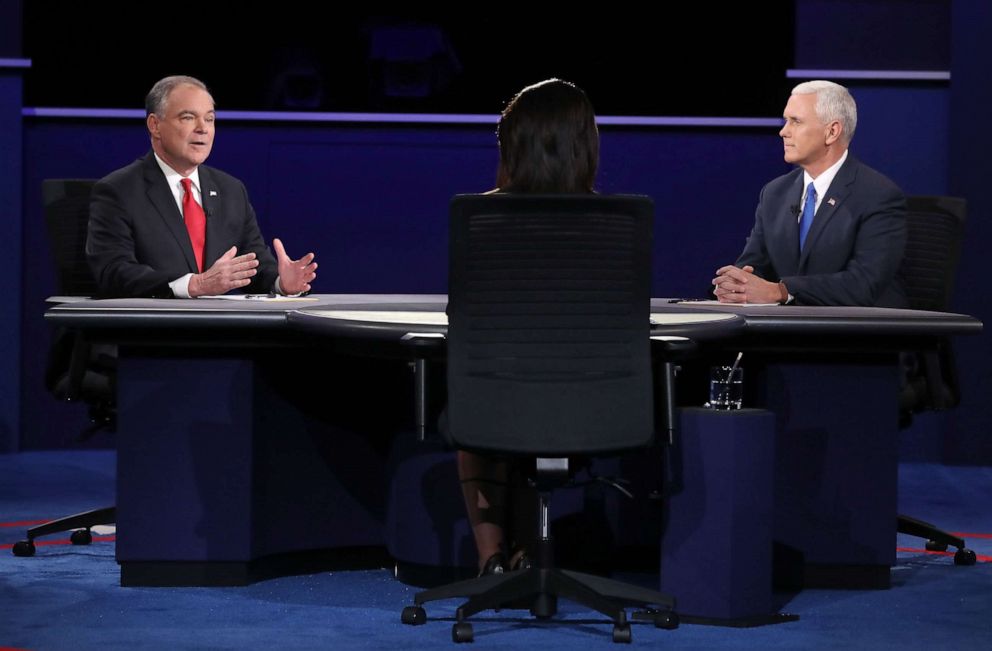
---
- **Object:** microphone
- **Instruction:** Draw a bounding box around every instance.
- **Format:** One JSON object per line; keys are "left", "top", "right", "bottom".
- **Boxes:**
{"left": 789, "top": 204, "right": 800, "bottom": 217}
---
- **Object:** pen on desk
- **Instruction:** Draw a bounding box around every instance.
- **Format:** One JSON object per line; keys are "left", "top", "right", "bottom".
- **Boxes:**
{"left": 667, "top": 298, "right": 708, "bottom": 303}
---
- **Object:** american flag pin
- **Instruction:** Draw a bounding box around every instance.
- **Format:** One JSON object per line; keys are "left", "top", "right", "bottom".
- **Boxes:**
{"left": 827, "top": 198, "right": 836, "bottom": 206}
{"left": 209, "top": 190, "right": 218, "bottom": 197}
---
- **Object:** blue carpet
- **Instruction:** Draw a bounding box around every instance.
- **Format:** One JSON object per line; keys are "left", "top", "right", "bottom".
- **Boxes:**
{"left": 2, "top": 452, "right": 991, "bottom": 650}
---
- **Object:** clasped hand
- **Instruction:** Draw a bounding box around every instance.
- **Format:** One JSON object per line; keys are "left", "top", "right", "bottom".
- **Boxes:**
{"left": 712, "top": 265, "right": 782, "bottom": 304}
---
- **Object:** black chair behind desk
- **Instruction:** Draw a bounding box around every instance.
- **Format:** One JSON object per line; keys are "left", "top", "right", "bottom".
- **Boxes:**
{"left": 897, "top": 195, "right": 975, "bottom": 565}
{"left": 13, "top": 179, "right": 116, "bottom": 557}
{"left": 402, "top": 194, "right": 678, "bottom": 644}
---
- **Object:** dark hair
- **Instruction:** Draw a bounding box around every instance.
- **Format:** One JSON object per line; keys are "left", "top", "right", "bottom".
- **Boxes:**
{"left": 496, "top": 79, "right": 599, "bottom": 193}
{"left": 145, "top": 75, "right": 212, "bottom": 116}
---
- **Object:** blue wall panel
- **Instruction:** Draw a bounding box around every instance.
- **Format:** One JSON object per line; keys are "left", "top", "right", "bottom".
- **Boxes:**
{"left": 850, "top": 85, "right": 949, "bottom": 195}
{"left": 795, "top": 0, "right": 950, "bottom": 70}
{"left": 0, "top": 73, "right": 23, "bottom": 452}
{"left": 946, "top": 1, "right": 992, "bottom": 464}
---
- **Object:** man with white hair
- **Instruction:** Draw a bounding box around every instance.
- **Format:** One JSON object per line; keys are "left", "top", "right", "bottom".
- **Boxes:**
{"left": 712, "top": 80, "right": 907, "bottom": 306}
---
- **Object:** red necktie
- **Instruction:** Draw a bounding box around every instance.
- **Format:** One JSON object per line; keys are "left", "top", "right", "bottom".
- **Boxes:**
{"left": 180, "top": 178, "right": 206, "bottom": 272}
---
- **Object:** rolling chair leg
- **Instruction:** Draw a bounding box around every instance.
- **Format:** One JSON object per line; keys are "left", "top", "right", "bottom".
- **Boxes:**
{"left": 403, "top": 489, "right": 678, "bottom": 643}
{"left": 12, "top": 506, "right": 116, "bottom": 557}
{"left": 897, "top": 514, "right": 976, "bottom": 566}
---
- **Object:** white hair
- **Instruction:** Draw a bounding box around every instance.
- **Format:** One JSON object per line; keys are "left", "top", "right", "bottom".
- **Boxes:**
{"left": 791, "top": 80, "right": 857, "bottom": 144}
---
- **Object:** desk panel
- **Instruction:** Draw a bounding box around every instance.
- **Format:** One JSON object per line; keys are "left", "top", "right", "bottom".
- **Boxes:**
{"left": 44, "top": 296, "right": 983, "bottom": 590}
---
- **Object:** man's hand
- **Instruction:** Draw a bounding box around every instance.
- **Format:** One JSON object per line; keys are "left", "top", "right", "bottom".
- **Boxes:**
{"left": 188, "top": 247, "right": 259, "bottom": 297}
{"left": 274, "top": 238, "right": 317, "bottom": 295}
{"left": 712, "top": 265, "right": 785, "bottom": 304}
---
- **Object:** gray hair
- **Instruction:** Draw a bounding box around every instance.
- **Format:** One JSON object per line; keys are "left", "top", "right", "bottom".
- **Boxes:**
{"left": 791, "top": 80, "right": 857, "bottom": 144}
{"left": 145, "top": 75, "right": 212, "bottom": 116}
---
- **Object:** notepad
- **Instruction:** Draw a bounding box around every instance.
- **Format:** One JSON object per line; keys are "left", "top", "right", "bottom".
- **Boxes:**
{"left": 203, "top": 294, "right": 319, "bottom": 302}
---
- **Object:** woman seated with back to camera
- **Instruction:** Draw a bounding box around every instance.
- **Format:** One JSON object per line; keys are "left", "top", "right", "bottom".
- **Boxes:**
{"left": 458, "top": 77, "right": 600, "bottom": 576}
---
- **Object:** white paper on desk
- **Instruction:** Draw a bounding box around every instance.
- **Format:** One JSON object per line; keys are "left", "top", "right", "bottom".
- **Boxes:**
{"left": 318, "top": 310, "right": 448, "bottom": 325}
{"left": 675, "top": 300, "right": 780, "bottom": 306}
{"left": 201, "top": 295, "right": 319, "bottom": 302}
{"left": 650, "top": 312, "right": 741, "bottom": 325}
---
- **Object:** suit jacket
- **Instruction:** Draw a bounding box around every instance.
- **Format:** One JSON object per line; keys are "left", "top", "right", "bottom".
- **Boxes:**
{"left": 86, "top": 152, "right": 278, "bottom": 298}
{"left": 736, "top": 155, "right": 908, "bottom": 307}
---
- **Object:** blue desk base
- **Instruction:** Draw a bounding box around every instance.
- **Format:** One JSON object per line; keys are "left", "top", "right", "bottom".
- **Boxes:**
{"left": 115, "top": 348, "right": 398, "bottom": 586}
{"left": 111, "top": 342, "right": 901, "bottom": 596}
{"left": 661, "top": 408, "right": 777, "bottom": 623}
{"left": 763, "top": 358, "right": 899, "bottom": 589}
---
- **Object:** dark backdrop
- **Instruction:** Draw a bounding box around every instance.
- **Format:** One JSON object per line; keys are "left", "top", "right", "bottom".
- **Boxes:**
{"left": 23, "top": 5, "right": 795, "bottom": 116}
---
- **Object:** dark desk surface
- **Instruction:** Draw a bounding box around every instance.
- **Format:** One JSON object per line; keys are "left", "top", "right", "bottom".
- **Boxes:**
{"left": 656, "top": 300, "right": 983, "bottom": 336}
{"left": 44, "top": 294, "right": 447, "bottom": 329}
{"left": 46, "top": 295, "right": 983, "bottom": 345}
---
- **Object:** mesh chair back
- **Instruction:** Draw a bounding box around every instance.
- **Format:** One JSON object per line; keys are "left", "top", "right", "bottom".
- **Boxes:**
{"left": 900, "top": 196, "right": 967, "bottom": 311}
{"left": 43, "top": 179, "right": 98, "bottom": 296}
{"left": 447, "top": 194, "right": 654, "bottom": 456}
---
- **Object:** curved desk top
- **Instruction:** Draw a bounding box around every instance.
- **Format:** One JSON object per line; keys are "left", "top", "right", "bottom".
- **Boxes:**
{"left": 652, "top": 300, "right": 984, "bottom": 337}
{"left": 45, "top": 294, "right": 982, "bottom": 345}
{"left": 288, "top": 304, "right": 745, "bottom": 342}
{"left": 43, "top": 294, "right": 448, "bottom": 329}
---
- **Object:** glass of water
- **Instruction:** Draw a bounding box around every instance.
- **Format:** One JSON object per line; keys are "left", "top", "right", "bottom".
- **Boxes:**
{"left": 708, "top": 366, "right": 743, "bottom": 410}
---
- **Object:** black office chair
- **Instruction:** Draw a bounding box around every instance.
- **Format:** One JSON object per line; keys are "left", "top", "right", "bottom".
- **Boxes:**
{"left": 401, "top": 194, "right": 678, "bottom": 644}
{"left": 896, "top": 194, "right": 975, "bottom": 566}
{"left": 12, "top": 179, "right": 117, "bottom": 557}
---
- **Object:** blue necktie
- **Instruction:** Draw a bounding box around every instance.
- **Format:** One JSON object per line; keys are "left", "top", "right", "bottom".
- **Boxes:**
{"left": 798, "top": 181, "right": 816, "bottom": 251}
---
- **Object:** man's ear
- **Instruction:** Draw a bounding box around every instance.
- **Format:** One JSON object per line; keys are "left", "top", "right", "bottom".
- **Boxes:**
{"left": 824, "top": 119, "right": 843, "bottom": 146}
{"left": 146, "top": 113, "right": 159, "bottom": 140}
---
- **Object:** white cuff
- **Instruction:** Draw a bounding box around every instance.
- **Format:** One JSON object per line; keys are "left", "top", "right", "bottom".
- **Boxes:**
{"left": 275, "top": 276, "right": 303, "bottom": 297}
{"left": 168, "top": 273, "right": 195, "bottom": 298}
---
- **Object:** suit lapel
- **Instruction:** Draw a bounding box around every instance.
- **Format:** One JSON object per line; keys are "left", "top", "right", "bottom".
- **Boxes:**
{"left": 142, "top": 153, "right": 199, "bottom": 273}
{"left": 777, "top": 173, "right": 804, "bottom": 275}
{"left": 799, "top": 156, "right": 857, "bottom": 269}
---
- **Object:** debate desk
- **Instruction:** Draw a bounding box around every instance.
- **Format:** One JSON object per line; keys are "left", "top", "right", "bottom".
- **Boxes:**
{"left": 46, "top": 295, "right": 981, "bottom": 593}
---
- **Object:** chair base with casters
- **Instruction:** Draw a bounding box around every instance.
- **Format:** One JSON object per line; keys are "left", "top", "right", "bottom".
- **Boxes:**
{"left": 402, "top": 459, "right": 678, "bottom": 644}
{"left": 896, "top": 195, "right": 974, "bottom": 568}
{"left": 897, "top": 514, "right": 976, "bottom": 566}
{"left": 16, "top": 328, "right": 118, "bottom": 558}
{"left": 17, "top": 180, "right": 119, "bottom": 560}
{"left": 12, "top": 506, "right": 116, "bottom": 557}
{"left": 420, "top": 194, "right": 680, "bottom": 643}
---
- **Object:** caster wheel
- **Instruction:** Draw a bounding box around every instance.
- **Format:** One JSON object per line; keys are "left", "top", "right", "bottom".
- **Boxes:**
{"left": 70, "top": 529, "right": 93, "bottom": 545}
{"left": 612, "top": 622, "right": 632, "bottom": 643}
{"left": 654, "top": 610, "right": 680, "bottom": 630}
{"left": 954, "top": 548, "right": 977, "bottom": 566}
{"left": 452, "top": 622, "right": 473, "bottom": 643}
{"left": 401, "top": 606, "right": 426, "bottom": 625}
{"left": 12, "top": 540, "right": 35, "bottom": 557}
{"left": 925, "top": 540, "right": 948, "bottom": 552}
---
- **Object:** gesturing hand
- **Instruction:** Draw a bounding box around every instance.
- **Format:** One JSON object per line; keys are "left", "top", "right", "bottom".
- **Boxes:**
{"left": 274, "top": 238, "right": 317, "bottom": 295}
{"left": 188, "top": 247, "right": 258, "bottom": 297}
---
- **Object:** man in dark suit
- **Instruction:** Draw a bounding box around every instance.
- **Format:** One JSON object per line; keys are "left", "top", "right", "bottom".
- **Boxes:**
{"left": 87, "top": 75, "right": 317, "bottom": 298}
{"left": 712, "top": 80, "right": 906, "bottom": 307}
